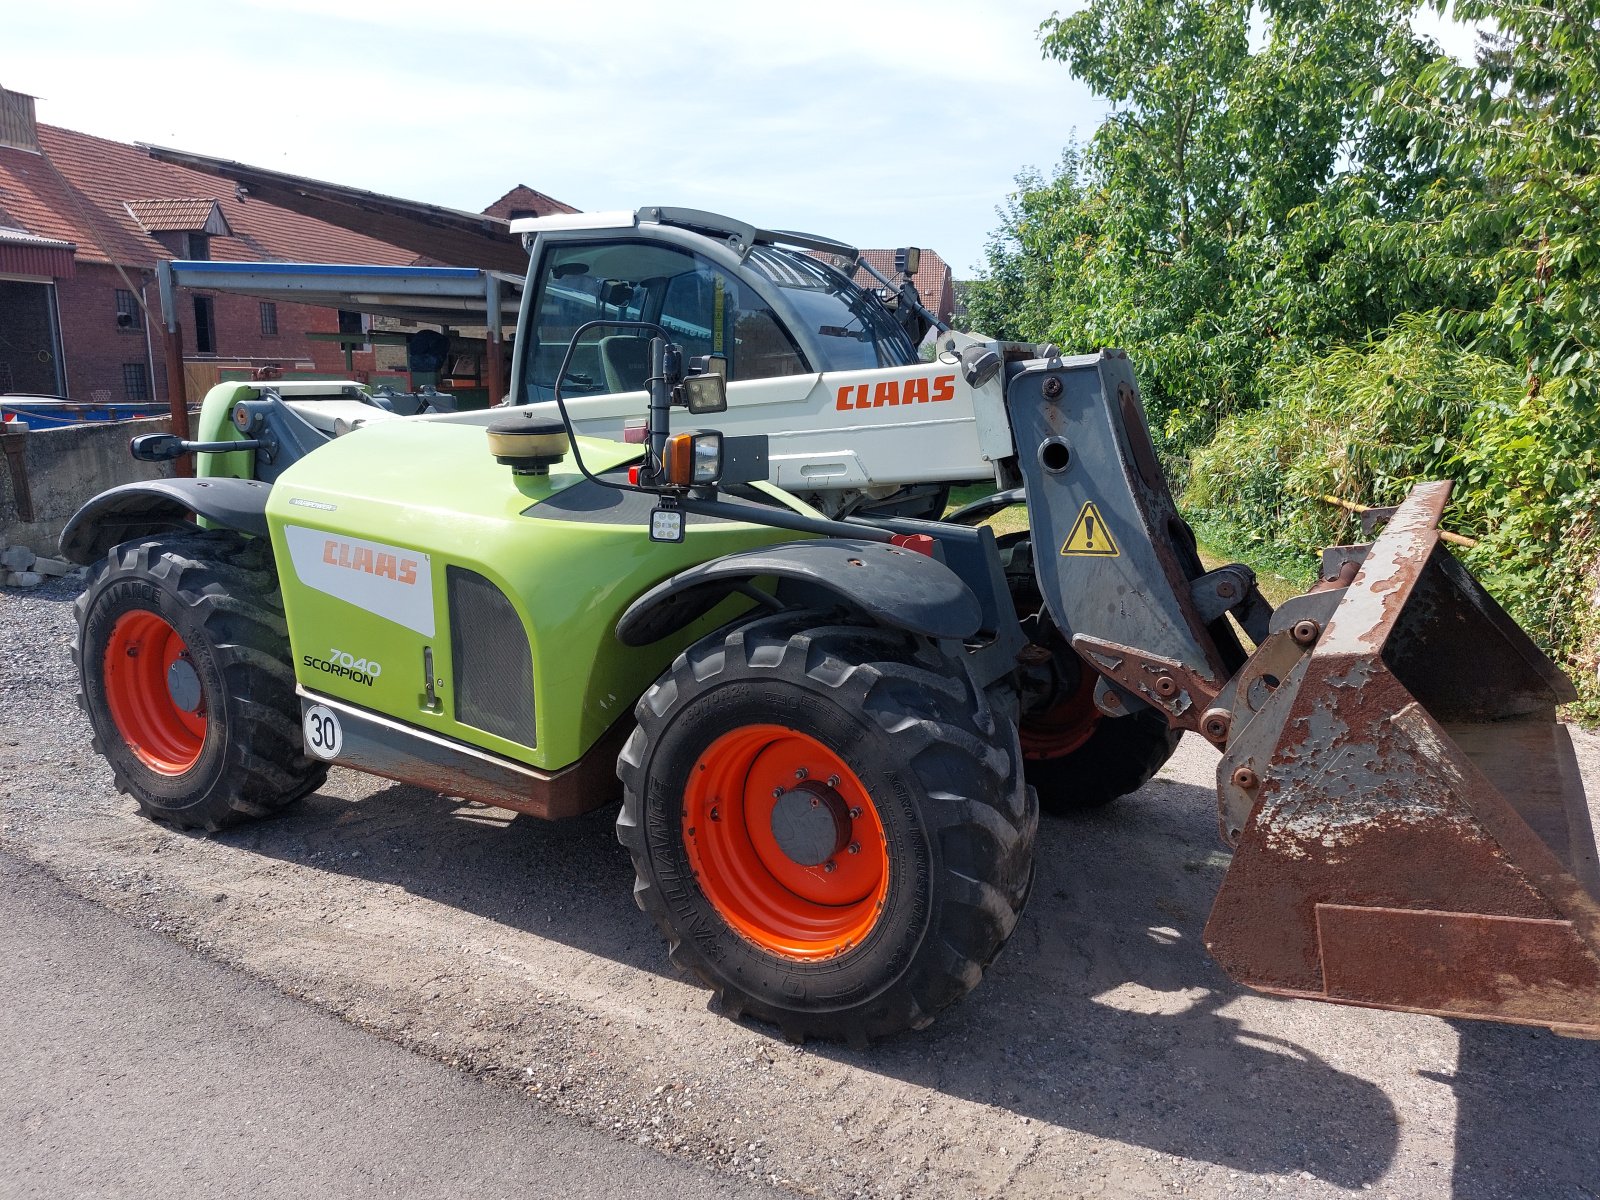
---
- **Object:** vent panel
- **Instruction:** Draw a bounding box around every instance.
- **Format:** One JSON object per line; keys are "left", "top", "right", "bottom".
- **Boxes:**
{"left": 447, "top": 566, "right": 536, "bottom": 747}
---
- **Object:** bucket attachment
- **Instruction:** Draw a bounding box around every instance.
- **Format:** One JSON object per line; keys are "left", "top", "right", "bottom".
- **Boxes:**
{"left": 1205, "top": 481, "right": 1600, "bottom": 1036}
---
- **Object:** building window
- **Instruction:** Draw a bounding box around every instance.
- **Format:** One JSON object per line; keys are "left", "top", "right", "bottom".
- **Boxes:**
{"left": 115, "top": 288, "right": 142, "bottom": 333}
{"left": 260, "top": 301, "right": 278, "bottom": 336}
{"left": 337, "top": 308, "right": 368, "bottom": 348}
{"left": 122, "top": 362, "right": 151, "bottom": 402}
{"left": 193, "top": 295, "right": 216, "bottom": 354}
{"left": 187, "top": 233, "right": 211, "bottom": 261}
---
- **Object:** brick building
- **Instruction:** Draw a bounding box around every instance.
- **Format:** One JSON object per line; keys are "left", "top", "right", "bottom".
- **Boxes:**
{"left": 0, "top": 83, "right": 431, "bottom": 404}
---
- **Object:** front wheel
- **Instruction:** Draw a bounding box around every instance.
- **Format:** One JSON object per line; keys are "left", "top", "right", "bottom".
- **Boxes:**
{"left": 74, "top": 530, "right": 326, "bottom": 831}
{"left": 617, "top": 612, "right": 1037, "bottom": 1045}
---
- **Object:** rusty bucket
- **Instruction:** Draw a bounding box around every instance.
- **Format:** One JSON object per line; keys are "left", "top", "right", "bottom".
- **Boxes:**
{"left": 1205, "top": 482, "right": 1600, "bottom": 1036}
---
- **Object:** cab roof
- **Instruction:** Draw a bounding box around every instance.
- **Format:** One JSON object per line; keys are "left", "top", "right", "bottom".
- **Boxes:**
{"left": 508, "top": 206, "right": 858, "bottom": 264}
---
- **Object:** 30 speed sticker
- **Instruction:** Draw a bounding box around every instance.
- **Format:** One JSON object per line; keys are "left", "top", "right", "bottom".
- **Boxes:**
{"left": 303, "top": 703, "right": 344, "bottom": 760}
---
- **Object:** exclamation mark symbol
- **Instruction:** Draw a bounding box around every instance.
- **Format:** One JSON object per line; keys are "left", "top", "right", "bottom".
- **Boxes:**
{"left": 1084, "top": 512, "right": 1095, "bottom": 549}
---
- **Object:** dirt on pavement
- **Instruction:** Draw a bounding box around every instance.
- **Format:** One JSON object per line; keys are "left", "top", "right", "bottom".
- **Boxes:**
{"left": 4, "top": 574, "right": 1598, "bottom": 1199}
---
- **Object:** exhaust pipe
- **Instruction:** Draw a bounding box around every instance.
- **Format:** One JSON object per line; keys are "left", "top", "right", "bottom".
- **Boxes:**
{"left": 1205, "top": 482, "right": 1600, "bottom": 1036}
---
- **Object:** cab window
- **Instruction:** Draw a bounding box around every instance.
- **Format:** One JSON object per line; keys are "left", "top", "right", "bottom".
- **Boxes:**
{"left": 520, "top": 240, "right": 809, "bottom": 401}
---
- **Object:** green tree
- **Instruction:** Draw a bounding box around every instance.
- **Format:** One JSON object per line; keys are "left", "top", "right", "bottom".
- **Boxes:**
{"left": 967, "top": 0, "right": 1442, "bottom": 451}
{"left": 1374, "top": 0, "right": 1600, "bottom": 397}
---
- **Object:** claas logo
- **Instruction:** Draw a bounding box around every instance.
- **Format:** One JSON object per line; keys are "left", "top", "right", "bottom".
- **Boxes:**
{"left": 835, "top": 374, "right": 956, "bottom": 411}
{"left": 323, "top": 539, "right": 419, "bottom": 585}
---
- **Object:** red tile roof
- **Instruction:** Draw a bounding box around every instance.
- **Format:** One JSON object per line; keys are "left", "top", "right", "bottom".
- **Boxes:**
{"left": 124, "top": 197, "right": 228, "bottom": 233}
{"left": 482, "top": 184, "right": 577, "bottom": 220}
{"left": 0, "top": 125, "right": 417, "bottom": 269}
{"left": 0, "top": 141, "right": 149, "bottom": 266}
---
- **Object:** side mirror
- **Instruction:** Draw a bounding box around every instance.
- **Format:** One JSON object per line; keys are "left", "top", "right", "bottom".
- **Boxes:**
{"left": 680, "top": 371, "right": 727, "bottom": 415}
{"left": 129, "top": 433, "right": 187, "bottom": 462}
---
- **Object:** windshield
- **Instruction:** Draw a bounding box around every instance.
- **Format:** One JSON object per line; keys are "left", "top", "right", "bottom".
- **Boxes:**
{"left": 518, "top": 240, "right": 809, "bottom": 402}
{"left": 744, "top": 247, "right": 918, "bottom": 372}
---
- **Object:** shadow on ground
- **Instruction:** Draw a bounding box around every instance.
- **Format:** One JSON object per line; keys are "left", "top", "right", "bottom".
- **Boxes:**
{"left": 1445, "top": 1022, "right": 1600, "bottom": 1199}
{"left": 222, "top": 769, "right": 1598, "bottom": 1195}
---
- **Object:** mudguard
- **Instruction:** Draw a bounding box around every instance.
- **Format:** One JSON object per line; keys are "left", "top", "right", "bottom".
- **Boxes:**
{"left": 59, "top": 477, "right": 272, "bottom": 564}
{"left": 615, "top": 538, "right": 983, "bottom": 647}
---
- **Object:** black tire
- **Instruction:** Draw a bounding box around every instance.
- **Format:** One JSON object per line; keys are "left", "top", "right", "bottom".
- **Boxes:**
{"left": 74, "top": 529, "right": 325, "bottom": 831}
{"left": 616, "top": 611, "right": 1037, "bottom": 1045}
{"left": 1025, "top": 710, "right": 1182, "bottom": 815}
{"left": 997, "top": 530, "right": 1182, "bottom": 814}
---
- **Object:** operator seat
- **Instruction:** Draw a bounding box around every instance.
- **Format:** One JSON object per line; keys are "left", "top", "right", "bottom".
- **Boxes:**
{"left": 597, "top": 335, "right": 651, "bottom": 393}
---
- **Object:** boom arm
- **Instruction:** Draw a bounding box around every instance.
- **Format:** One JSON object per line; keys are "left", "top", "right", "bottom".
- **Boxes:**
{"left": 1005, "top": 350, "right": 1263, "bottom": 729}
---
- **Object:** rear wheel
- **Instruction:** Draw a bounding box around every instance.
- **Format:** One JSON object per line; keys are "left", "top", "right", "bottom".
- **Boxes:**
{"left": 617, "top": 612, "right": 1037, "bottom": 1044}
{"left": 74, "top": 529, "right": 325, "bottom": 831}
{"left": 1023, "top": 707, "right": 1181, "bottom": 814}
{"left": 999, "top": 530, "right": 1181, "bottom": 813}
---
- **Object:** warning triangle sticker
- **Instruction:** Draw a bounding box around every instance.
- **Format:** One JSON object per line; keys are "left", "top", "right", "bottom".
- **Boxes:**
{"left": 1060, "top": 501, "right": 1120, "bottom": 557}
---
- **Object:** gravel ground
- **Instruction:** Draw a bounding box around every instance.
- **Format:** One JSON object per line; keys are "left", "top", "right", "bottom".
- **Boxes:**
{"left": 3, "top": 573, "right": 1599, "bottom": 1200}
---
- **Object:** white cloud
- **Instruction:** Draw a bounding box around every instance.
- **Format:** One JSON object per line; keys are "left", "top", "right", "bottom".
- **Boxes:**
{"left": 6, "top": 0, "right": 1099, "bottom": 273}
{"left": 3, "top": 1, "right": 1485, "bottom": 275}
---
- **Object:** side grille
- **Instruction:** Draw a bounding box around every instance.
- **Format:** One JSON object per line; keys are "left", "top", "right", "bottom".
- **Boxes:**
{"left": 447, "top": 566, "right": 536, "bottom": 747}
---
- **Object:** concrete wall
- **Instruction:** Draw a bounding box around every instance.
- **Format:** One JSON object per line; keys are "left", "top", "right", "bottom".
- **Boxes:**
{"left": 0, "top": 416, "right": 176, "bottom": 555}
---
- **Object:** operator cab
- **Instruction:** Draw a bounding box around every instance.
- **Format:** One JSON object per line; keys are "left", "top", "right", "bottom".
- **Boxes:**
{"left": 510, "top": 207, "right": 924, "bottom": 406}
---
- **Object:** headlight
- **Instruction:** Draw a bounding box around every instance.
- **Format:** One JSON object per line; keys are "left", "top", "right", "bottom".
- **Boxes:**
{"left": 664, "top": 431, "right": 723, "bottom": 488}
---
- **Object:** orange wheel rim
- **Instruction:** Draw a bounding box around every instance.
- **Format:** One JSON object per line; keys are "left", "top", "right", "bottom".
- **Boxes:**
{"left": 103, "top": 610, "right": 207, "bottom": 776}
{"left": 683, "top": 724, "right": 890, "bottom": 960}
{"left": 1021, "top": 664, "right": 1100, "bottom": 760}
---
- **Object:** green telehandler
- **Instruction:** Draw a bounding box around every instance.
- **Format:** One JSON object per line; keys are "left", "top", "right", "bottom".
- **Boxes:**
{"left": 58, "top": 207, "right": 1600, "bottom": 1045}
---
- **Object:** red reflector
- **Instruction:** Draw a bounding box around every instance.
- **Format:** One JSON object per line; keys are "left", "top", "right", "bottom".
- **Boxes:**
{"left": 889, "top": 533, "right": 936, "bottom": 556}
{"left": 622, "top": 424, "right": 648, "bottom": 444}
{"left": 628, "top": 465, "right": 641, "bottom": 485}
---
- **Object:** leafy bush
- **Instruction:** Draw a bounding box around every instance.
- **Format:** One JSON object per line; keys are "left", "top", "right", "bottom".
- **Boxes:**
{"left": 969, "top": 1, "right": 1600, "bottom": 711}
{"left": 1188, "top": 316, "right": 1600, "bottom": 708}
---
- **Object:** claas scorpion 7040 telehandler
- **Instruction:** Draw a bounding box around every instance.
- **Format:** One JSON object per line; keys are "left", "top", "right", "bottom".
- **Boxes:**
{"left": 59, "top": 206, "right": 1600, "bottom": 1044}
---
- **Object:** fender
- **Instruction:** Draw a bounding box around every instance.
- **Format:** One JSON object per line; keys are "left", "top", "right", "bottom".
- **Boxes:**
{"left": 59, "top": 477, "right": 272, "bottom": 564}
{"left": 615, "top": 538, "right": 983, "bottom": 647}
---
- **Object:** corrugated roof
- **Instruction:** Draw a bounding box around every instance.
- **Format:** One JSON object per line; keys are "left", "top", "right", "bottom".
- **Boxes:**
{"left": 0, "top": 223, "right": 75, "bottom": 277}
{"left": 143, "top": 144, "right": 566, "bottom": 272}
{"left": 0, "top": 225, "right": 73, "bottom": 249}
{"left": 125, "top": 197, "right": 230, "bottom": 234}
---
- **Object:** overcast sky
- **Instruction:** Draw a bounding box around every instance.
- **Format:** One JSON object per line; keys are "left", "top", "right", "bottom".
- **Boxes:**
{"left": 6, "top": 2, "right": 1478, "bottom": 277}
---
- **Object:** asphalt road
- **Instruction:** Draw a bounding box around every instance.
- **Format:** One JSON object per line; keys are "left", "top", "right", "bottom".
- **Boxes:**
{"left": 5, "top": 572, "right": 1600, "bottom": 1199}
{"left": 0, "top": 849, "right": 776, "bottom": 1200}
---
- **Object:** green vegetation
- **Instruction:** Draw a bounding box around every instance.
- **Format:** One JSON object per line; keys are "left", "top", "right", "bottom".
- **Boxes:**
{"left": 965, "top": 0, "right": 1600, "bottom": 710}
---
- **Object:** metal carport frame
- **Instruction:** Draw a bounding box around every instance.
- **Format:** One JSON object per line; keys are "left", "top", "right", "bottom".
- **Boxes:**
{"left": 154, "top": 259, "right": 524, "bottom": 443}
